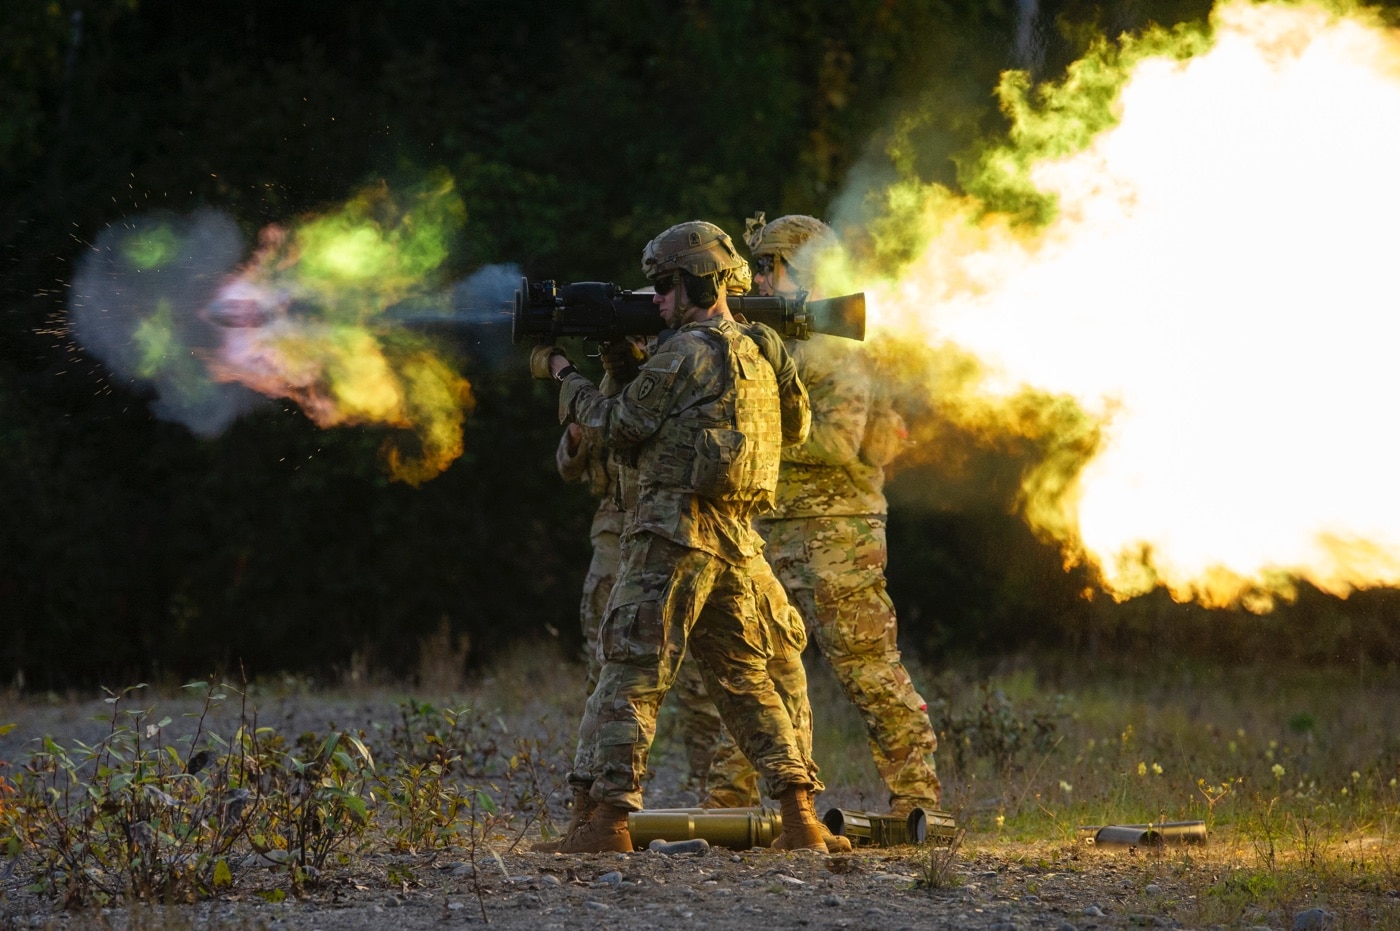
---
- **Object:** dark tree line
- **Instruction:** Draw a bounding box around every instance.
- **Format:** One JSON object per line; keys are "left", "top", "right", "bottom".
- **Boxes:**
{"left": 3, "top": 0, "right": 1394, "bottom": 691}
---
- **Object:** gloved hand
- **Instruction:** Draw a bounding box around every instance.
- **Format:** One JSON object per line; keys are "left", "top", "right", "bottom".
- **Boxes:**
{"left": 600, "top": 338, "right": 646, "bottom": 384}
{"left": 858, "top": 405, "right": 910, "bottom": 467}
{"left": 741, "top": 322, "right": 800, "bottom": 391}
{"left": 530, "top": 345, "right": 568, "bottom": 380}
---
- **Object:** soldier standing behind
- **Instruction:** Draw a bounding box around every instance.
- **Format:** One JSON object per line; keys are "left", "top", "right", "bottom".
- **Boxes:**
{"left": 555, "top": 422, "right": 621, "bottom": 693}
{"left": 528, "top": 220, "right": 831, "bottom": 854}
{"left": 702, "top": 213, "right": 942, "bottom": 817}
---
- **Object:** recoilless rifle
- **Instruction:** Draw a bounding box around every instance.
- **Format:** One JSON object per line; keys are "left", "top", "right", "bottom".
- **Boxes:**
{"left": 511, "top": 278, "right": 867, "bottom": 345}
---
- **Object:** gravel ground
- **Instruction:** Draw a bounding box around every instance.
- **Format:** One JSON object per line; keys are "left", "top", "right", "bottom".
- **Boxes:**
{"left": 1, "top": 680, "right": 1392, "bottom": 930}
{"left": 2, "top": 838, "right": 1370, "bottom": 931}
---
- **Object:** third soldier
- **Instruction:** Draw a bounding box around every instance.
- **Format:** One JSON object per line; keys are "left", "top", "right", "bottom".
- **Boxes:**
{"left": 702, "top": 212, "right": 943, "bottom": 817}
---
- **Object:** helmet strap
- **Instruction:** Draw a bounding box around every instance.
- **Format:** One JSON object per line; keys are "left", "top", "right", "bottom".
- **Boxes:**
{"left": 672, "top": 271, "right": 691, "bottom": 316}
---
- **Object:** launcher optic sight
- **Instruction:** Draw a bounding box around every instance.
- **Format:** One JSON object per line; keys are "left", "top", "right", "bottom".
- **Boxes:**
{"left": 511, "top": 278, "right": 866, "bottom": 345}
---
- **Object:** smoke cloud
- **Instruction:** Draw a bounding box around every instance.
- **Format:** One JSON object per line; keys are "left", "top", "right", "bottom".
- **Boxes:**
{"left": 65, "top": 174, "right": 511, "bottom": 484}
{"left": 70, "top": 211, "right": 269, "bottom": 437}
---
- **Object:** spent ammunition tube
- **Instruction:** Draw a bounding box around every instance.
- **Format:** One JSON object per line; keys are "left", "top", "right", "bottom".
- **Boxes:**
{"left": 1089, "top": 820, "right": 1207, "bottom": 847}
{"left": 822, "top": 809, "right": 912, "bottom": 847}
{"left": 1093, "top": 826, "right": 1164, "bottom": 847}
{"left": 627, "top": 808, "right": 783, "bottom": 850}
{"left": 822, "top": 807, "right": 959, "bottom": 847}
{"left": 908, "top": 807, "right": 959, "bottom": 845}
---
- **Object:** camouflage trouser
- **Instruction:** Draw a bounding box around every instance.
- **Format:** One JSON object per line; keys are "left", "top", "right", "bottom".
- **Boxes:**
{"left": 669, "top": 655, "right": 724, "bottom": 791}
{"left": 670, "top": 593, "right": 817, "bottom": 807}
{"left": 759, "top": 515, "right": 941, "bottom": 806}
{"left": 579, "top": 528, "right": 621, "bottom": 694}
{"left": 569, "top": 531, "right": 815, "bottom": 810}
{"left": 580, "top": 527, "right": 766, "bottom": 795}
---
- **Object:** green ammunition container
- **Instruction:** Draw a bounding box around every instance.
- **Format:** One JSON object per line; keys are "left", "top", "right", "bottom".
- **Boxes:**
{"left": 907, "top": 807, "right": 959, "bottom": 846}
{"left": 1088, "top": 820, "right": 1207, "bottom": 848}
{"left": 627, "top": 808, "right": 783, "bottom": 850}
{"left": 822, "top": 808, "right": 911, "bottom": 846}
{"left": 822, "top": 807, "right": 958, "bottom": 847}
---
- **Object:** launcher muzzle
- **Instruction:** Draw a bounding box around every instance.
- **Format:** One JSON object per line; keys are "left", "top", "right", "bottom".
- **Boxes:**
{"left": 511, "top": 278, "right": 866, "bottom": 345}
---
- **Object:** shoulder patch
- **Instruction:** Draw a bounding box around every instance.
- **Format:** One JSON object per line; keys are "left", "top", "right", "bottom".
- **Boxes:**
{"left": 631, "top": 350, "right": 686, "bottom": 412}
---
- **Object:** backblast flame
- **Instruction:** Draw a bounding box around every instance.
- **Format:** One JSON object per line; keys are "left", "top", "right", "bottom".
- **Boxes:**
{"left": 832, "top": 0, "right": 1400, "bottom": 609}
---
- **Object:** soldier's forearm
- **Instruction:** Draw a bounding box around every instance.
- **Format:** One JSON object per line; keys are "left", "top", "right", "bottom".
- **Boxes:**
{"left": 562, "top": 375, "right": 659, "bottom": 452}
{"left": 782, "top": 421, "right": 865, "bottom": 465}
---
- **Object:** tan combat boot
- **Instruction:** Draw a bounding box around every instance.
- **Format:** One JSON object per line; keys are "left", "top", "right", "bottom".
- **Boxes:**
{"left": 770, "top": 786, "right": 828, "bottom": 853}
{"left": 557, "top": 801, "right": 634, "bottom": 854}
{"left": 530, "top": 786, "right": 597, "bottom": 853}
{"left": 821, "top": 825, "right": 853, "bottom": 853}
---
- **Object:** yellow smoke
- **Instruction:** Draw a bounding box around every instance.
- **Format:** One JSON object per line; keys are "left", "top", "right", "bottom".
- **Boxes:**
{"left": 207, "top": 172, "right": 473, "bottom": 485}
{"left": 831, "top": 0, "right": 1400, "bottom": 609}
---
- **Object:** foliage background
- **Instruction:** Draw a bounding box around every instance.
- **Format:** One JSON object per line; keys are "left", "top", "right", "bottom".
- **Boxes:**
{"left": 3, "top": 0, "right": 1397, "bottom": 690}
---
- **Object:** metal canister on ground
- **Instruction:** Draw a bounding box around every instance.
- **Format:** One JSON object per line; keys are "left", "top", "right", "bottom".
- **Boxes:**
{"left": 822, "top": 807, "right": 959, "bottom": 847}
{"left": 626, "top": 808, "right": 782, "bottom": 850}
{"left": 907, "top": 807, "right": 959, "bottom": 846}
{"left": 1088, "top": 821, "right": 1207, "bottom": 848}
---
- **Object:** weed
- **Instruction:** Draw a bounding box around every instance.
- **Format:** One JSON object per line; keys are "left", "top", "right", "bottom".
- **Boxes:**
{"left": 372, "top": 703, "right": 473, "bottom": 853}
{"left": 928, "top": 681, "right": 1070, "bottom": 779}
{"left": 916, "top": 827, "right": 966, "bottom": 889}
{"left": 2, "top": 682, "right": 251, "bottom": 905}
{"left": 246, "top": 723, "right": 376, "bottom": 888}
{"left": 0, "top": 682, "right": 548, "bottom": 907}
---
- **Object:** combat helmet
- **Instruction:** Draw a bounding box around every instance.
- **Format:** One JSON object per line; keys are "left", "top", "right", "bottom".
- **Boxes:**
{"left": 641, "top": 220, "right": 752, "bottom": 304}
{"left": 743, "top": 212, "right": 836, "bottom": 289}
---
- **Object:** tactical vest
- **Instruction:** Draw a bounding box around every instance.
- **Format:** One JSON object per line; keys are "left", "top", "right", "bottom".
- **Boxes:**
{"left": 637, "top": 323, "right": 782, "bottom": 503}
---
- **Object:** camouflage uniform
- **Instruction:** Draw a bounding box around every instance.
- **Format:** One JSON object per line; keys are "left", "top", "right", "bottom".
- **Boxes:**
{"left": 671, "top": 570, "right": 813, "bottom": 807}
{"left": 557, "top": 425, "right": 766, "bottom": 793}
{"left": 555, "top": 426, "right": 623, "bottom": 692}
{"left": 669, "top": 648, "right": 725, "bottom": 793}
{"left": 707, "top": 335, "right": 942, "bottom": 810}
{"left": 558, "top": 316, "right": 818, "bottom": 811}
{"left": 559, "top": 387, "right": 769, "bottom": 795}
{"left": 669, "top": 319, "right": 821, "bottom": 807}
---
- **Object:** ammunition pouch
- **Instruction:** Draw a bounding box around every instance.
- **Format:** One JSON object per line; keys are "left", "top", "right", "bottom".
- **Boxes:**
{"left": 691, "top": 427, "right": 750, "bottom": 498}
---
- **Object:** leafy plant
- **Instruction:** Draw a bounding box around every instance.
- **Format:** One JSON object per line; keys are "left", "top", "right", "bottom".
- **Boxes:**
{"left": 372, "top": 703, "right": 473, "bottom": 853}
{"left": 3, "top": 683, "right": 250, "bottom": 905}
{"left": 929, "top": 681, "right": 1070, "bottom": 777}
{"left": 244, "top": 724, "right": 376, "bottom": 888}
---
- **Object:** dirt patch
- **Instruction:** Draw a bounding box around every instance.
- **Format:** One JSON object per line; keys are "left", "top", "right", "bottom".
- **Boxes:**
{"left": 1, "top": 677, "right": 1393, "bottom": 929}
{"left": 0, "top": 840, "right": 1210, "bottom": 930}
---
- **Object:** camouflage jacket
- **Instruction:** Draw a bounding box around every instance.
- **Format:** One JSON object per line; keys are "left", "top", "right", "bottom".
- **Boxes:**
{"left": 555, "top": 426, "right": 625, "bottom": 538}
{"left": 559, "top": 316, "right": 808, "bottom": 564}
{"left": 768, "top": 335, "right": 897, "bottom": 519}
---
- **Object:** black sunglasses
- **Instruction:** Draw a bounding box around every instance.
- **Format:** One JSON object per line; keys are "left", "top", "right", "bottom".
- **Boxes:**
{"left": 652, "top": 273, "right": 676, "bottom": 296}
{"left": 752, "top": 256, "right": 776, "bottom": 275}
